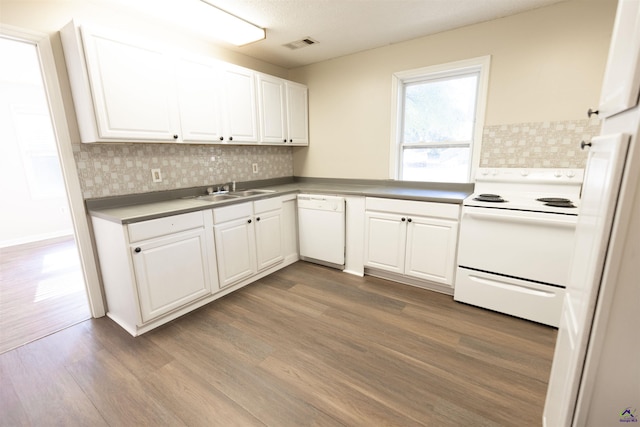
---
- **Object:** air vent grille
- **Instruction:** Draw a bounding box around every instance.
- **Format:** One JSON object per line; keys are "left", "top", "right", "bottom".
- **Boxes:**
{"left": 283, "top": 37, "right": 318, "bottom": 50}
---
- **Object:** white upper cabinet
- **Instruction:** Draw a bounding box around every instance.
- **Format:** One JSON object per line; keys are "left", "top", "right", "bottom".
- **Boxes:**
{"left": 219, "top": 64, "right": 259, "bottom": 143}
{"left": 175, "top": 56, "right": 223, "bottom": 143}
{"left": 597, "top": 0, "right": 640, "bottom": 118}
{"left": 60, "top": 21, "right": 307, "bottom": 145}
{"left": 286, "top": 81, "right": 309, "bottom": 145}
{"left": 257, "top": 73, "right": 309, "bottom": 145}
{"left": 257, "top": 74, "right": 287, "bottom": 144}
{"left": 61, "top": 22, "right": 180, "bottom": 142}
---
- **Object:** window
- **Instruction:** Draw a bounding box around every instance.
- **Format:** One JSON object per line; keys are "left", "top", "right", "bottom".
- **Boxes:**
{"left": 390, "top": 56, "right": 490, "bottom": 183}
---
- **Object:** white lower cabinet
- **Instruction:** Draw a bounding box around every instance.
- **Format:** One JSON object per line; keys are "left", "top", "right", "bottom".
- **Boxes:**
{"left": 131, "top": 227, "right": 213, "bottom": 322}
{"left": 91, "top": 210, "right": 218, "bottom": 335}
{"left": 213, "top": 197, "right": 285, "bottom": 288}
{"left": 364, "top": 197, "right": 459, "bottom": 289}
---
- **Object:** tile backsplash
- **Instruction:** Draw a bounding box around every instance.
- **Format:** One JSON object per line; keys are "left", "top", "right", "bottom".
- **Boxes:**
{"left": 74, "top": 143, "right": 293, "bottom": 199}
{"left": 480, "top": 119, "right": 601, "bottom": 169}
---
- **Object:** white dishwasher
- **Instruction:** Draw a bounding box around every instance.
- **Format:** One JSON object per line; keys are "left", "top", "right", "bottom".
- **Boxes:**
{"left": 297, "top": 194, "right": 345, "bottom": 268}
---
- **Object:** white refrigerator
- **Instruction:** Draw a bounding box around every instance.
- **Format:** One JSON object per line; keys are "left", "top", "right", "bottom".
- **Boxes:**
{"left": 543, "top": 0, "right": 640, "bottom": 425}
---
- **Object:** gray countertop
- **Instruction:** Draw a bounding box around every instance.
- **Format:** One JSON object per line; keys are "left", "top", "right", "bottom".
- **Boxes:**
{"left": 87, "top": 178, "right": 474, "bottom": 224}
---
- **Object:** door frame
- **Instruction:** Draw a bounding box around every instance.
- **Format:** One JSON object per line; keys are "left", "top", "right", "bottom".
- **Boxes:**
{"left": 0, "top": 24, "right": 105, "bottom": 317}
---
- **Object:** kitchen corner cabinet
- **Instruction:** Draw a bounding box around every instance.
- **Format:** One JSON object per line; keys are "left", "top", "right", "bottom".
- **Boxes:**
{"left": 213, "top": 197, "right": 284, "bottom": 288}
{"left": 364, "top": 197, "right": 459, "bottom": 288}
{"left": 91, "top": 210, "right": 218, "bottom": 335}
{"left": 257, "top": 73, "right": 309, "bottom": 145}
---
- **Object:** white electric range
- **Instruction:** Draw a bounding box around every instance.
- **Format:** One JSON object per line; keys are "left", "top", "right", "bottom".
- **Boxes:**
{"left": 454, "top": 168, "right": 584, "bottom": 327}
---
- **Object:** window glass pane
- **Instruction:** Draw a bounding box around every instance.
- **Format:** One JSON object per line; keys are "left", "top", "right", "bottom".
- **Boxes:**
{"left": 401, "top": 146, "right": 470, "bottom": 183}
{"left": 402, "top": 74, "right": 478, "bottom": 144}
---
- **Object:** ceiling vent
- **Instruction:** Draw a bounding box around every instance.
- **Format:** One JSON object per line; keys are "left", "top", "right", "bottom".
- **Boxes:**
{"left": 283, "top": 37, "right": 318, "bottom": 50}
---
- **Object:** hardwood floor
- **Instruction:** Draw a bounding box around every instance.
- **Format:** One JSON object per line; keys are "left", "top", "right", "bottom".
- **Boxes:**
{"left": 0, "top": 236, "right": 91, "bottom": 354}
{"left": 0, "top": 261, "right": 557, "bottom": 426}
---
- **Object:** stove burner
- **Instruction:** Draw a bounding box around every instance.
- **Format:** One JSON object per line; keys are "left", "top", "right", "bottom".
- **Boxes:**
{"left": 536, "top": 197, "right": 572, "bottom": 203}
{"left": 544, "top": 201, "right": 577, "bottom": 208}
{"left": 474, "top": 193, "right": 506, "bottom": 203}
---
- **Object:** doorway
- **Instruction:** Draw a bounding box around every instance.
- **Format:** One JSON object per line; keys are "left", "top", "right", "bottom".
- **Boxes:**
{"left": 0, "top": 34, "right": 92, "bottom": 353}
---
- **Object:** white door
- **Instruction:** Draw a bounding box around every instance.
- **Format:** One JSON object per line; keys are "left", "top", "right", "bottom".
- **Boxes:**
{"left": 255, "top": 209, "right": 284, "bottom": 270}
{"left": 286, "top": 82, "right": 309, "bottom": 145}
{"left": 131, "top": 228, "right": 212, "bottom": 323}
{"left": 364, "top": 211, "right": 406, "bottom": 274}
{"left": 214, "top": 217, "right": 257, "bottom": 287}
{"left": 81, "top": 27, "right": 178, "bottom": 141}
{"left": 405, "top": 216, "right": 458, "bottom": 286}
{"left": 257, "top": 74, "right": 287, "bottom": 144}
{"left": 175, "top": 57, "right": 223, "bottom": 142}
{"left": 220, "top": 64, "right": 258, "bottom": 143}
{"left": 543, "top": 133, "right": 630, "bottom": 426}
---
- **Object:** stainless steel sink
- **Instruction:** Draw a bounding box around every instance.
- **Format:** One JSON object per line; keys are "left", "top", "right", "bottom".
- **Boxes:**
{"left": 230, "top": 189, "right": 275, "bottom": 197}
{"left": 194, "top": 193, "right": 240, "bottom": 202}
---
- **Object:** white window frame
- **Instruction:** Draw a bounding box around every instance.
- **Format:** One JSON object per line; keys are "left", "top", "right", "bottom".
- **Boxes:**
{"left": 389, "top": 56, "right": 491, "bottom": 183}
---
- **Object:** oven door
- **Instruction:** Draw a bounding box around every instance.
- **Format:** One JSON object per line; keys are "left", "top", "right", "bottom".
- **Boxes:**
{"left": 457, "top": 206, "right": 577, "bottom": 286}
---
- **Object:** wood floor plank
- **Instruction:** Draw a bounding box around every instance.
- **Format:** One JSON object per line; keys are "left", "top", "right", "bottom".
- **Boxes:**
{"left": 0, "top": 261, "right": 557, "bottom": 425}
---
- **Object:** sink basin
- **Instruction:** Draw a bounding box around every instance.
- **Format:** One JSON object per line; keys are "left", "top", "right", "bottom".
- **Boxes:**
{"left": 231, "top": 189, "right": 276, "bottom": 197}
{"left": 194, "top": 194, "right": 239, "bottom": 202}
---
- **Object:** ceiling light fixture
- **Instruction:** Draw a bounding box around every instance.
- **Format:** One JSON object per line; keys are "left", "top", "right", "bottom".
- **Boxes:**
{"left": 198, "top": 0, "right": 265, "bottom": 46}
{"left": 119, "top": 0, "right": 265, "bottom": 46}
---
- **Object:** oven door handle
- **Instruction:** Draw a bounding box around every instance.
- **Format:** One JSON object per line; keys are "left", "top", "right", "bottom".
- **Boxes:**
{"left": 468, "top": 274, "right": 557, "bottom": 297}
{"left": 463, "top": 210, "right": 576, "bottom": 228}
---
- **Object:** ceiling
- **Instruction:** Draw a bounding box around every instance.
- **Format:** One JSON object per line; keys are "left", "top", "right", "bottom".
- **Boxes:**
{"left": 203, "top": 0, "right": 567, "bottom": 69}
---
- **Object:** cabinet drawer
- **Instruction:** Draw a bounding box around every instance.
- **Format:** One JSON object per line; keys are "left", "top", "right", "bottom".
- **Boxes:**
{"left": 128, "top": 211, "right": 204, "bottom": 242}
{"left": 213, "top": 202, "right": 253, "bottom": 224}
{"left": 366, "top": 197, "right": 459, "bottom": 220}
{"left": 254, "top": 196, "right": 282, "bottom": 214}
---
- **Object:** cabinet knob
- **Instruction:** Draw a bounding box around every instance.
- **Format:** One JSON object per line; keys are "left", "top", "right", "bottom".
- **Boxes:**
{"left": 134, "top": 247, "right": 141, "bottom": 253}
{"left": 173, "top": 134, "right": 178, "bottom": 140}
{"left": 587, "top": 108, "right": 599, "bottom": 118}
{"left": 407, "top": 218, "right": 412, "bottom": 223}
{"left": 229, "top": 136, "right": 233, "bottom": 141}
{"left": 219, "top": 136, "right": 224, "bottom": 141}
{"left": 256, "top": 217, "right": 261, "bottom": 221}
{"left": 581, "top": 141, "right": 592, "bottom": 150}
{"left": 283, "top": 138, "right": 287, "bottom": 143}
{"left": 289, "top": 139, "right": 293, "bottom": 143}
{"left": 401, "top": 217, "right": 406, "bottom": 222}
{"left": 247, "top": 219, "right": 252, "bottom": 224}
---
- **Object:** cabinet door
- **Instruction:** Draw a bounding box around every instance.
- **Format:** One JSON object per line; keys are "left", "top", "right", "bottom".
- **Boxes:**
{"left": 364, "top": 211, "right": 406, "bottom": 274}
{"left": 221, "top": 65, "right": 259, "bottom": 143}
{"left": 214, "top": 217, "right": 257, "bottom": 287}
{"left": 175, "top": 57, "right": 223, "bottom": 142}
{"left": 80, "top": 27, "right": 178, "bottom": 141}
{"left": 255, "top": 209, "right": 284, "bottom": 270}
{"left": 404, "top": 216, "right": 458, "bottom": 286}
{"left": 257, "top": 74, "right": 287, "bottom": 144}
{"left": 598, "top": 0, "right": 640, "bottom": 118}
{"left": 131, "top": 228, "right": 212, "bottom": 323}
{"left": 286, "top": 82, "right": 309, "bottom": 145}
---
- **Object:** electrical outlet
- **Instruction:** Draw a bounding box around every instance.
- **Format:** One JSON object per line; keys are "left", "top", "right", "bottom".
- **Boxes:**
{"left": 252, "top": 163, "right": 258, "bottom": 174}
{"left": 151, "top": 168, "right": 162, "bottom": 183}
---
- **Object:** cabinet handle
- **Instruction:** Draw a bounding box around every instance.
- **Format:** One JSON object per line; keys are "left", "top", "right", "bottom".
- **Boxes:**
{"left": 581, "top": 141, "right": 592, "bottom": 150}
{"left": 247, "top": 219, "right": 252, "bottom": 223}
{"left": 229, "top": 136, "right": 233, "bottom": 141}
{"left": 256, "top": 217, "right": 261, "bottom": 221}
{"left": 173, "top": 134, "right": 178, "bottom": 140}
{"left": 401, "top": 217, "right": 406, "bottom": 222}
{"left": 289, "top": 139, "right": 293, "bottom": 143}
{"left": 587, "top": 108, "right": 599, "bottom": 118}
{"left": 134, "top": 247, "right": 141, "bottom": 253}
{"left": 407, "top": 218, "right": 412, "bottom": 223}
{"left": 219, "top": 136, "right": 224, "bottom": 141}
{"left": 283, "top": 139, "right": 287, "bottom": 143}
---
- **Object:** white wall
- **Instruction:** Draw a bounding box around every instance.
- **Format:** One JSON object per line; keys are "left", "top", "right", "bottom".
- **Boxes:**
{"left": 289, "top": 0, "right": 618, "bottom": 179}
